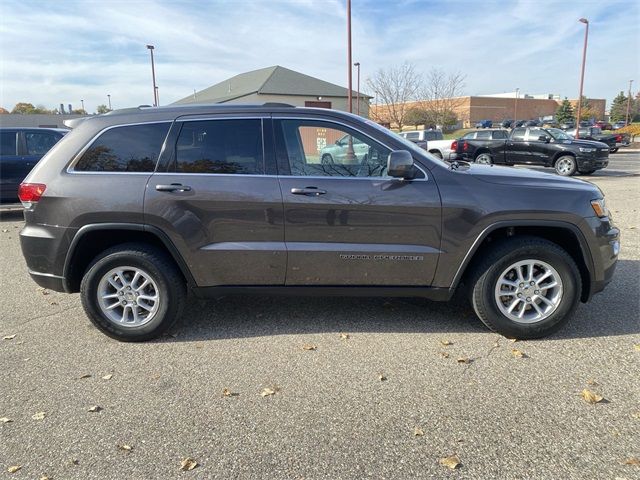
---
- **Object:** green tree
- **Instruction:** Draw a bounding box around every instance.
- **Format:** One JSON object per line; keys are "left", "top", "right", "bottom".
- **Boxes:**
{"left": 71, "top": 108, "right": 87, "bottom": 115}
{"left": 96, "top": 104, "right": 111, "bottom": 114}
{"left": 555, "top": 98, "right": 574, "bottom": 123}
{"left": 404, "top": 107, "right": 432, "bottom": 128}
{"left": 609, "top": 91, "right": 628, "bottom": 122}
{"left": 11, "top": 102, "right": 37, "bottom": 114}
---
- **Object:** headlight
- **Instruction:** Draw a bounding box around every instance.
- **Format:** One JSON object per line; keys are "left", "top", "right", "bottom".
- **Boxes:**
{"left": 579, "top": 147, "right": 596, "bottom": 153}
{"left": 591, "top": 198, "right": 609, "bottom": 217}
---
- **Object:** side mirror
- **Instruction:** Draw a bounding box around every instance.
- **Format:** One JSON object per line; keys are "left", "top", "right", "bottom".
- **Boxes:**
{"left": 539, "top": 135, "right": 550, "bottom": 143}
{"left": 387, "top": 150, "right": 415, "bottom": 179}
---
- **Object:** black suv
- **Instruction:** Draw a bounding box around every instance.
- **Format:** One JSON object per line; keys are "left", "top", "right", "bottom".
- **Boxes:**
{"left": 19, "top": 105, "right": 619, "bottom": 341}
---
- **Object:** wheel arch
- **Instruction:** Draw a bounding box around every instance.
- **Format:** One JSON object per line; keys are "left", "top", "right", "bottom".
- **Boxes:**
{"left": 63, "top": 223, "right": 195, "bottom": 293}
{"left": 453, "top": 221, "right": 594, "bottom": 302}
{"left": 552, "top": 151, "right": 576, "bottom": 165}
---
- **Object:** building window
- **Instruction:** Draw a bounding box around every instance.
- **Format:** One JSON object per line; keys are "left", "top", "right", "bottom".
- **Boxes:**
{"left": 305, "top": 101, "right": 332, "bottom": 109}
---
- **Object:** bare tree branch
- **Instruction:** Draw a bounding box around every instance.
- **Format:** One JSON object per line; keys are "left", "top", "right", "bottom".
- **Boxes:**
{"left": 367, "top": 62, "right": 421, "bottom": 131}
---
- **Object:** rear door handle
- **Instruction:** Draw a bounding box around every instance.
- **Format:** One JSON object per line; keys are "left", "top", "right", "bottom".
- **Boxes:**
{"left": 155, "top": 183, "right": 192, "bottom": 192}
{"left": 291, "top": 187, "right": 326, "bottom": 196}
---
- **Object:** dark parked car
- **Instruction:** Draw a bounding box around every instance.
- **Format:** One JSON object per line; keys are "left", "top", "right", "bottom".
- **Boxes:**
{"left": 522, "top": 120, "right": 540, "bottom": 127}
{"left": 475, "top": 119, "right": 493, "bottom": 128}
{"left": 19, "top": 104, "right": 618, "bottom": 341}
{"left": 612, "top": 121, "right": 627, "bottom": 130}
{"left": 566, "top": 127, "right": 631, "bottom": 153}
{"left": 0, "top": 127, "right": 66, "bottom": 203}
{"left": 453, "top": 126, "right": 610, "bottom": 176}
{"left": 500, "top": 119, "right": 513, "bottom": 128}
{"left": 595, "top": 121, "right": 612, "bottom": 131}
{"left": 559, "top": 121, "right": 575, "bottom": 130}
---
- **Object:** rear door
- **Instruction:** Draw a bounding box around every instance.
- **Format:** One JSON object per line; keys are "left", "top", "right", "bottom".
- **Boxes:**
{"left": 0, "top": 130, "right": 21, "bottom": 202}
{"left": 144, "top": 115, "right": 286, "bottom": 287}
{"left": 273, "top": 115, "right": 441, "bottom": 286}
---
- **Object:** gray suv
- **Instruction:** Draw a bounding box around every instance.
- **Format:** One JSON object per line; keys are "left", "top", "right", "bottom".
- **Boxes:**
{"left": 19, "top": 104, "right": 619, "bottom": 341}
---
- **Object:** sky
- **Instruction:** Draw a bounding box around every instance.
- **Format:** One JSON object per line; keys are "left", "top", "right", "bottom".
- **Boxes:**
{"left": 0, "top": 0, "right": 638, "bottom": 113}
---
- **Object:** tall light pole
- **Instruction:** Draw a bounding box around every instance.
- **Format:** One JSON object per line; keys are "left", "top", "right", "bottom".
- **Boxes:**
{"left": 80, "top": 99, "right": 85, "bottom": 112}
{"left": 625, "top": 79, "right": 634, "bottom": 126}
{"left": 354, "top": 62, "right": 360, "bottom": 116}
{"left": 107, "top": 94, "right": 112, "bottom": 110}
{"left": 575, "top": 18, "right": 589, "bottom": 139}
{"left": 146, "top": 44, "right": 158, "bottom": 107}
{"left": 346, "top": 0, "right": 353, "bottom": 114}
{"left": 514, "top": 88, "right": 519, "bottom": 128}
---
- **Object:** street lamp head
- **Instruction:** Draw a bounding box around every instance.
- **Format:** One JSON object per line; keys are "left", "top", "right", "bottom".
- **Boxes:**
{"left": 146, "top": 44, "right": 155, "bottom": 50}
{"left": 354, "top": 62, "right": 360, "bottom": 67}
{"left": 579, "top": 18, "right": 588, "bottom": 24}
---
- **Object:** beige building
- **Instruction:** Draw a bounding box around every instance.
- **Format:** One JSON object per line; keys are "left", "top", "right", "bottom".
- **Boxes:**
{"left": 174, "top": 66, "right": 370, "bottom": 116}
{"left": 371, "top": 95, "right": 606, "bottom": 129}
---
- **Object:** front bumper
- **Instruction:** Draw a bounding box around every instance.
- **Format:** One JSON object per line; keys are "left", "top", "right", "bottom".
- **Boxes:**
{"left": 576, "top": 153, "right": 609, "bottom": 171}
{"left": 584, "top": 216, "right": 619, "bottom": 300}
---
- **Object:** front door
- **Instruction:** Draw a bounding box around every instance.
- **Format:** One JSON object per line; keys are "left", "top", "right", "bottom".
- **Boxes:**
{"left": 144, "top": 116, "right": 286, "bottom": 287}
{"left": 273, "top": 117, "right": 442, "bottom": 286}
{"left": 0, "top": 130, "right": 21, "bottom": 202}
{"left": 504, "top": 127, "right": 532, "bottom": 164}
{"left": 525, "top": 128, "right": 552, "bottom": 165}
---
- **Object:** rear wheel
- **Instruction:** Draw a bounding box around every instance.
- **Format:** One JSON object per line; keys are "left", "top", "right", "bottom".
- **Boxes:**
{"left": 80, "top": 243, "right": 186, "bottom": 342}
{"left": 468, "top": 236, "right": 581, "bottom": 339}
{"left": 475, "top": 152, "right": 493, "bottom": 165}
{"left": 554, "top": 155, "right": 577, "bottom": 176}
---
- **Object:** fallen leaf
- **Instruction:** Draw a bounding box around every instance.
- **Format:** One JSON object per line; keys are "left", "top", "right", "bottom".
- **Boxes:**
{"left": 222, "top": 388, "right": 238, "bottom": 397}
{"left": 41, "top": 289, "right": 50, "bottom": 295}
{"left": 631, "top": 411, "right": 640, "bottom": 419}
{"left": 1, "top": 417, "right": 12, "bottom": 423}
{"left": 586, "top": 379, "right": 598, "bottom": 386}
{"left": 457, "top": 357, "right": 471, "bottom": 364}
{"left": 378, "top": 372, "right": 387, "bottom": 381}
{"left": 624, "top": 457, "right": 640, "bottom": 466}
{"left": 78, "top": 374, "right": 92, "bottom": 379}
{"left": 581, "top": 389, "right": 604, "bottom": 404}
{"left": 70, "top": 459, "right": 79, "bottom": 466}
{"left": 340, "top": 333, "right": 350, "bottom": 340}
{"left": 634, "top": 344, "right": 640, "bottom": 352}
{"left": 102, "top": 374, "right": 113, "bottom": 380}
{"left": 302, "top": 343, "right": 317, "bottom": 351}
{"left": 40, "top": 476, "right": 51, "bottom": 480}
{"left": 180, "top": 457, "right": 198, "bottom": 471}
{"left": 195, "top": 344, "right": 204, "bottom": 349}
{"left": 118, "top": 444, "right": 133, "bottom": 452}
{"left": 510, "top": 338, "right": 518, "bottom": 343}
{"left": 261, "top": 387, "right": 278, "bottom": 397}
{"left": 88, "top": 405, "right": 102, "bottom": 412}
{"left": 440, "top": 455, "right": 461, "bottom": 470}
{"left": 440, "top": 340, "right": 453, "bottom": 346}
{"left": 49, "top": 301, "right": 59, "bottom": 306}
{"left": 511, "top": 349, "right": 527, "bottom": 358}
{"left": 32, "top": 411, "right": 46, "bottom": 420}
{"left": 439, "top": 351, "right": 450, "bottom": 358}
{"left": 7, "top": 465, "right": 21, "bottom": 473}
{"left": 3, "top": 334, "right": 16, "bottom": 340}
{"left": 413, "top": 426, "right": 424, "bottom": 436}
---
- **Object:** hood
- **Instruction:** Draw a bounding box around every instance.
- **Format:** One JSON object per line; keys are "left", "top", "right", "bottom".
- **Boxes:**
{"left": 559, "top": 138, "right": 610, "bottom": 149}
{"left": 464, "top": 164, "right": 599, "bottom": 192}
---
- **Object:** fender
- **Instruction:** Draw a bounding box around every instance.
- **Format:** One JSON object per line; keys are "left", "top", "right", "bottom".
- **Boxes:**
{"left": 62, "top": 222, "right": 196, "bottom": 291}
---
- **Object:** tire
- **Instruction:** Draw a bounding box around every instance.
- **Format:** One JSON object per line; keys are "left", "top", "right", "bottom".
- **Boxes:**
{"left": 80, "top": 243, "right": 186, "bottom": 342}
{"left": 610, "top": 148, "right": 618, "bottom": 153}
{"left": 554, "top": 155, "right": 577, "bottom": 176}
{"left": 468, "top": 236, "right": 581, "bottom": 339}
{"left": 321, "top": 154, "right": 334, "bottom": 164}
{"left": 430, "top": 150, "right": 443, "bottom": 159}
{"left": 579, "top": 169, "right": 596, "bottom": 175}
{"left": 474, "top": 152, "right": 493, "bottom": 165}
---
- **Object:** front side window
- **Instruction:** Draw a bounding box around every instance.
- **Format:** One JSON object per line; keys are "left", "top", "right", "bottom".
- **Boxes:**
{"left": 527, "top": 128, "right": 546, "bottom": 141}
{"left": 511, "top": 128, "right": 526, "bottom": 141}
{"left": 0, "top": 131, "right": 17, "bottom": 156}
{"left": 75, "top": 123, "right": 170, "bottom": 172}
{"left": 461, "top": 132, "right": 476, "bottom": 139}
{"left": 173, "top": 119, "right": 263, "bottom": 174}
{"left": 25, "top": 131, "right": 61, "bottom": 155}
{"left": 276, "top": 119, "right": 392, "bottom": 178}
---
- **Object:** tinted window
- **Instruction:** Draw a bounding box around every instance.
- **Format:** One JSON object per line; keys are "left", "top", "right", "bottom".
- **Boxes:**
{"left": 511, "top": 128, "right": 526, "bottom": 141}
{"left": 405, "top": 132, "right": 419, "bottom": 140}
{"left": 476, "top": 131, "right": 492, "bottom": 139}
{"left": 0, "top": 131, "right": 17, "bottom": 156}
{"left": 492, "top": 130, "right": 507, "bottom": 139}
{"left": 173, "top": 119, "right": 263, "bottom": 174}
{"left": 25, "top": 131, "right": 61, "bottom": 155}
{"left": 277, "top": 119, "right": 392, "bottom": 178}
{"left": 76, "top": 123, "right": 170, "bottom": 172}
{"left": 461, "top": 132, "right": 476, "bottom": 139}
{"left": 527, "top": 128, "right": 546, "bottom": 141}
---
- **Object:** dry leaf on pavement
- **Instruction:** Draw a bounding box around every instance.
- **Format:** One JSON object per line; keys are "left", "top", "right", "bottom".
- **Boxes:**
{"left": 378, "top": 372, "right": 387, "bottom": 381}
{"left": 7, "top": 465, "right": 21, "bottom": 473}
{"left": 222, "top": 388, "right": 238, "bottom": 397}
{"left": 3, "top": 334, "right": 16, "bottom": 340}
{"left": 634, "top": 344, "right": 640, "bottom": 352}
{"left": 302, "top": 344, "right": 317, "bottom": 351}
{"left": 413, "top": 426, "right": 424, "bottom": 436}
{"left": 1, "top": 417, "right": 12, "bottom": 423}
{"left": 180, "top": 457, "right": 198, "bottom": 471}
{"left": 457, "top": 357, "right": 471, "bottom": 364}
{"left": 623, "top": 457, "right": 640, "bottom": 466}
{"left": 102, "top": 374, "right": 113, "bottom": 380}
{"left": 70, "top": 459, "right": 79, "bottom": 466}
{"left": 340, "top": 333, "right": 350, "bottom": 340}
{"left": 581, "top": 389, "right": 604, "bottom": 404}
{"left": 511, "top": 349, "right": 527, "bottom": 358}
{"left": 261, "top": 387, "right": 278, "bottom": 397}
{"left": 32, "top": 411, "right": 46, "bottom": 420}
{"left": 440, "top": 455, "right": 461, "bottom": 470}
{"left": 439, "top": 352, "right": 450, "bottom": 358}
{"left": 118, "top": 444, "right": 133, "bottom": 452}
{"left": 586, "top": 379, "right": 598, "bottom": 386}
{"left": 88, "top": 405, "right": 102, "bottom": 412}
{"left": 440, "top": 340, "right": 453, "bottom": 346}
{"left": 78, "top": 374, "right": 92, "bottom": 379}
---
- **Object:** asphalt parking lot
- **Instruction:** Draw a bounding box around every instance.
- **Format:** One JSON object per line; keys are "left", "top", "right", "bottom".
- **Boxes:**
{"left": 1, "top": 151, "right": 639, "bottom": 479}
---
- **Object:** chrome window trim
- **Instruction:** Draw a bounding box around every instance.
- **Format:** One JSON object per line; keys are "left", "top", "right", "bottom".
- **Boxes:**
{"left": 66, "top": 120, "right": 172, "bottom": 174}
{"left": 273, "top": 115, "right": 429, "bottom": 181}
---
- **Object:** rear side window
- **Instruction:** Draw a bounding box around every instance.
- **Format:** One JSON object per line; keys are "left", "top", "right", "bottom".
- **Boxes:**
{"left": 173, "top": 119, "right": 263, "bottom": 174}
{"left": 75, "top": 123, "right": 170, "bottom": 172}
{"left": 1, "top": 131, "right": 17, "bottom": 155}
{"left": 476, "top": 131, "right": 492, "bottom": 139}
{"left": 25, "top": 131, "right": 61, "bottom": 155}
{"left": 461, "top": 132, "right": 476, "bottom": 139}
{"left": 492, "top": 130, "right": 507, "bottom": 139}
{"left": 405, "top": 132, "right": 420, "bottom": 140}
{"left": 511, "top": 128, "right": 526, "bottom": 141}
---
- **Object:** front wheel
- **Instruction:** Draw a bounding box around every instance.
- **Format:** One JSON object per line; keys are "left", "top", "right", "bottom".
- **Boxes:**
{"left": 469, "top": 236, "right": 581, "bottom": 339}
{"left": 80, "top": 243, "right": 186, "bottom": 341}
{"left": 554, "top": 155, "right": 577, "bottom": 176}
{"left": 610, "top": 148, "right": 618, "bottom": 153}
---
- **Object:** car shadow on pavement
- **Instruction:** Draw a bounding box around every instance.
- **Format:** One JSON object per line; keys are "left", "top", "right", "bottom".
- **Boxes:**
{"left": 161, "top": 259, "right": 639, "bottom": 343}
{"left": 0, "top": 210, "right": 24, "bottom": 222}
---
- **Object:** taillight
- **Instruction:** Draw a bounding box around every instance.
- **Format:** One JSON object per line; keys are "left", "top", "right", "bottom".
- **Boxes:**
{"left": 463, "top": 141, "right": 469, "bottom": 151}
{"left": 615, "top": 134, "right": 622, "bottom": 142}
{"left": 18, "top": 183, "right": 46, "bottom": 205}
{"left": 451, "top": 140, "right": 458, "bottom": 151}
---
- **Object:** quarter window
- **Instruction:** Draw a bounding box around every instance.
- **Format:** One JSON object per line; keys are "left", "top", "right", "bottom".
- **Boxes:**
{"left": 75, "top": 123, "right": 170, "bottom": 172}
{"left": 476, "top": 131, "right": 492, "bottom": 139}
{"left": 276, "top": 119, "right": 392, "bottom": 178}
{"left": 173, "top": 119, "right": 264, "bottom": 174}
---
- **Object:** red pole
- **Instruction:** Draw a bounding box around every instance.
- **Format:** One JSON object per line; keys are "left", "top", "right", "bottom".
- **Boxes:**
{"left": 575, "top": 18, "right": 589, "bottom": 138}
{"left": 347, "top": 0, "right": 353, "bottom": 113}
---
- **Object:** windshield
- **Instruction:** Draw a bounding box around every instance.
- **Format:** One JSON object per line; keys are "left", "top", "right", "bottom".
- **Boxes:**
{"left": 547, "top": 128, "right": 572, "bottom": 141}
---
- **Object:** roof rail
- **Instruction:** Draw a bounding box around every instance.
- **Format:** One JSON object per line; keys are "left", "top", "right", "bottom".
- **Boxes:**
{"left": 262, "top": 102, "right": 295, "bottom": 108}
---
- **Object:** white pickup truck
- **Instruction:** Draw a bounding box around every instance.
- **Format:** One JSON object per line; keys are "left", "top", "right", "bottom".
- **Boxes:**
{"left": 396, "top": 129, "right": 453, "bottom": 160}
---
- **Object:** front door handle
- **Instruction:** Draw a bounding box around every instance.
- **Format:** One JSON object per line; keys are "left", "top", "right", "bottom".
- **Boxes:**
{"left": 155, "top": 183, "right": 192, "bottom": 192}
{"left": 291, "top": 187, "right": 326, "bottom": 196}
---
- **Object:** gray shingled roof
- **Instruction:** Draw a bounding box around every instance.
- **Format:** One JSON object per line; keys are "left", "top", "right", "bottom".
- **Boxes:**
{"left": 173, "top": 66, "right": 370, "bottom": 104}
